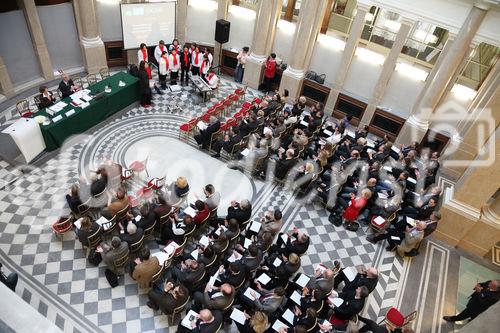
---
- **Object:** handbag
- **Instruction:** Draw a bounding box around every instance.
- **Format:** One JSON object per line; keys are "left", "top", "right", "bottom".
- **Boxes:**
{"left": 315, "top": 74, "right": 326, "bottom": 85}
{"left": 105, "top": 268, "right": 119, "bottom": 288}
{"left": 345, "top": 221, "right": 360, "bottom": 232}
{"left": 305, "top": 70, "right": 317, "bottom": 81}
{"left": 87, "top": 249, "right": 102, "bottom": 266}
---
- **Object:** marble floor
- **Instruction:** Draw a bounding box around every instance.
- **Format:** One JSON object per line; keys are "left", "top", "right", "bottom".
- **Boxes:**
{"left": 0, "top": 72, "right": 498, "bottom": 333}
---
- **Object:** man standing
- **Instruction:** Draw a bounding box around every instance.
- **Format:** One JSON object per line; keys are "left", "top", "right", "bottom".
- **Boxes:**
{"left": 154, "top": 40, "right": 166, "bottom": 65}
{"left": 159, "top": 51, "right": 169, "bottom": 90}
{"left": 396, "top": 221, "right": 426, "bottom": 257}
{"left": 443, "top": 280, "right": 499, "bottom": 323}
{"left": 169, "top": 49, "right": 180, "bottom": 85}
{"left": 180, "top": 45, "right": 191, "bottom": 85}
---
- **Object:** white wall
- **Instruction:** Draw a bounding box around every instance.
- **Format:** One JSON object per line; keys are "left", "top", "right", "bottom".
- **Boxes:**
{"left": 0, "top": 10, "right": 42, "bottom": 86}
{"left": 342, "top": 55, "right": 383, "bottom": 103}
{"left": 273, "top": 20, "right": 295, "bottom": 64}
{"left": 226, "top": 5, "right": 255, "bottom": 51}
{"left": 380, "top": 70, "right": 426, "bottom": 118}
{"left": 38, "top": 3, "right": 83, "bottom": 71}
{"left": 186, "top": 1, "right": 217, "bottom": 46}
{"left": 97, "top": 0, "right": 123, "bottom": 42}
{"left": 308, "top": 35, "right": 344, "bottom": 87}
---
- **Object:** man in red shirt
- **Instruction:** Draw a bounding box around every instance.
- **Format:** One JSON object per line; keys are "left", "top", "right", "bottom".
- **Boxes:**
{"left": 263, "top": 53, "right": 277, "bottom": 93}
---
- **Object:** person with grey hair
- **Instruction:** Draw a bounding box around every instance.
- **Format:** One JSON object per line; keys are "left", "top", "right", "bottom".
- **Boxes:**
{"left": 58, "top": 73, "right": 79, "bottom": 98}
{"left": 194, "top": 115, "right": 221, "bottom": 150}
{"left": 98, "top": 236, "right": 129, "bottom": 275}
{"left": 225, "top": 199, "right": 252, "bottom": 226}
{"left": 120, "top": 221, "right": 144, "bottom": 247}
{"left": 396, "top": 221, "right": 426, "bottom": 257}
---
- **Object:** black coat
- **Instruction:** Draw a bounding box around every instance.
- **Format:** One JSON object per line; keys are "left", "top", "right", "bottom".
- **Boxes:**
{"left": 58, "top": 79, "right": 75, "bottom": 98}
{"left": 138, "top": 70, "right": 151, "bottom": 94}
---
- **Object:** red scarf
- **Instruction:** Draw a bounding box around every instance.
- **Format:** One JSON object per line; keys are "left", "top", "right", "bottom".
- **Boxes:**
{"left": 184, "top": 51, "right": 189, "bottom": 65}
{"left": 200, "top": 60, "right": 208, "bottom": 74}
{"left": 141, "top": 49, "right": 147, "bottom": 61}
{"left": 162, "top": 55, "right": 169, "bottom": 70}
{"left": 172, "top": 53, "right": 178, "bottom": 66}
{"left": 159, "top": 45, "right": 164, "bottom": 52}
{"left": 194, "top": 51, "right": 199, "bottom": 65}
{"left": 208, "top": 72, "right": 215, "bottom": 81}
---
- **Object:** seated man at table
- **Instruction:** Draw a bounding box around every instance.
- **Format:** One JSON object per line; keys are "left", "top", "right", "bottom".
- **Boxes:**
{"left": 135, "top": 203, "right": 156, "bottom": 231}
{"left": 120, "top": 222, "right": 144, "bottom": 248}
{"left": 58, "top": 74, "right": 79, "bottom": 98}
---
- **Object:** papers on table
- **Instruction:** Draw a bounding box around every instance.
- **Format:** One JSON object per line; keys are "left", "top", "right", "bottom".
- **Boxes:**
{"left": 74, "top": 218, "right": 83, "bottom": 229}
{"left": 282, "top": 309, "right": 295, "bottom": 325}
{"left": 373, "top": 216, "right": 386, "bottom": 226}
{"left": 344, "top": 267, "right": 357, "bottom": 282}
{"left": 243, "top": 287, "right": 260, "bottom": 301}
{"left": 164, "top": 241, "right": 180, "bottom": 256}
{"left": 256, "top": 273, "right": 271, "bottom": 285}
{"left": 272, "top": 257, "right": 283, "bottom": 268}
{"left": 52, "top": 115, "right": 63, "bottom": 123}
{"left": 406, "top": 217, "right": 416, "bottom": 227}
{"left": 70, "top": 99, "right": 82, "bottom": 107}
{"left": 199, "top": 235, "right": 210, "bottom": 248}
{"left": 241, "top": 148, "right": 250, "bottom": 157}
{"left": 295, "top": 273, "right": 310, "bottom": 288}
{"left": 243, "top": 237, "right": 253, "bottom": 249}
{"left": 290, "top": 290, "right": 302, "bottom": 305}
{"left": 65, "top": 109, "right": 75, "bottom": 117}
{"left": 95, "top": 216, "right": 109, "bottom": 227}
{"left": 331, "top": 297, "right": 344, "bottom": 307}
{"left": 197, "top": 121, "right": 208, "bottom": 131}
{"left": 272, "top": 319, "right": 289, "bottom": 332}
{"left": 81, "top": 95, "right": 93, "bottom": 102}
{"left": 230, "top": 308, "right": 246, "bottom": 325}
{"left": 184, "top": 206, "right": 197, "bottom": 218}
{"left": 249, "top": 221, "right": 262, "bottom": 233}
{"left": 118, "top": 80, "right": 126, "bottom": 87}
{"left": 152, "top": 251, "right": 170, "bottom": 265}
{"left": 80, "top": 101, "right": 90, "bottom": 109}
{"left": 181, "top": 310, "right": 198, "bottom": 329}
{"left": 323, "top": 129, "right": 333, "bottom": 136}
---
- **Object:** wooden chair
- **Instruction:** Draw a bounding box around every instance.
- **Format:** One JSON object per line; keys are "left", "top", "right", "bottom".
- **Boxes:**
{"left": 101, "top": 215, "right": 117, "bottom": 237}
{"left": 113, "top": 252, "right": 130, "bottom": 274}
{"left": 143, "top": 220, "right": 157, "bottom": 239}
{"left": 77, "top": 198, "right": 91, "bottom": 217}
{"left": 86, "top": 73, "right": 98, "bottom": 87}
{"left": 73, "top": 77, "right": 83, "bottom": 90}
{"left": 179, "top": 118, "right": 199, "bottom": 141}
{"left": 129, "top": 235, "right": 145, "bottom": 255}
{"left": 99, "top": 67, "right": 110, "bottom": 80}
{"left": 52, "top": 216, "right": 73, "bottom": 241}
{"left": 115, "top": 205, "right": 130, "bottom": 224}
{"left": 87, "top": 226, "right": 102, "bottom": 250}
{"left": 56, "top": 88, "right": 63, "bottom": 99}
{"left": 167, "top": 296, "right": 191, "bottom": 325}
{"left": 150, "top": 260, "right": 167, "bottom": 287}
{"left": 190, "top": 271, "right": 206, "bottom": 292}
{"left": 16, "top": 99, "right": 34, "bottom": 117}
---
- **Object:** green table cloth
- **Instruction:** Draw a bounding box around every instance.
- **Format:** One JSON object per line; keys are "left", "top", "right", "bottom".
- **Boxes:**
{"left": 34, "top": 71, "right": 140, "bottom": 151}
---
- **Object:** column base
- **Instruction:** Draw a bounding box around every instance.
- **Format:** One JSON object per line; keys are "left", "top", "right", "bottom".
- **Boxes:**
{"left": 325, "top": 87, "right": 340, "bottom": 117}
{"left": 243, "top": 56, "right": 264, "bottom": 90}
{"left": 80, "top": 39, "right": 107, "bottom": 74}
{"left": 279, "top": 67, "right": 305, "bottom": 99}
{"left": 395, "top": 115, "right": 429, "bottom": 145}
{"left": 360, "top": 103, "right": 377, "bottom": 127}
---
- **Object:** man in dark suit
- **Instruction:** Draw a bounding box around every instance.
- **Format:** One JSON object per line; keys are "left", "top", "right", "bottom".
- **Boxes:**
{"left": 334, "top": 266, "right": 379, "bottom": 294}
{"left": 178, "top": 309, "right": 223, "bottom": 333}
{"left": 238, "top": 114, "right": 258, "bottom": 137}
{"left": 135, "top": 203, "right": 156, "bottom": 231}
{"left": 226, "top": 199, "right": 252, "bottom": 225}
{"left": 119, "top": 222, "right": 144, "bottom": 247}
{"left": 58, "top": 74, "right": 78, "bottom": 98}
{"left": 172, "top": 259, "right": 206, "bottom": 287}
{"left": 147, "top": 281, "right": 189, "bottom": 314}
{"left": 240, "top": 244, "right": 263, "bottom": 276}
{"left": 274, "top": 229, "right": 310, "bottom": 256}
{"left": 444, "top": 280, "right": 499, "bottom": 322}
{"left": 332, "top": 286, "right": 369, "bottom": 321}
{"left": 211, "top": 128, "right": 242, "bottom": 158}
{"left": 218, "top": 262, "right": 246, "bottom": 288}
{"left": 195, "top": 116, "right": 221, "bottom": 149}
{"left": 193, "top": 283, "right": 235, "bottom": 311}
{"left": 99, "top": 236, "right": 130, "bottom": 275}
{"left": 251, "top": 286, "right": 285, "bottom": 315}
{"left": 274, "top": 149, "right": 297, "bottom": 180}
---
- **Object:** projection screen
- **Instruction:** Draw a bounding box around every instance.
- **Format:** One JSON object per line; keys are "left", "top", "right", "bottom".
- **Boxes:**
{"left": 120, "top": 1, "right": 176, "bottom": 50}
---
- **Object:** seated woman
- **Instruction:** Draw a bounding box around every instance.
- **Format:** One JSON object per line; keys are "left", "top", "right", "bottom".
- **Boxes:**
{"left": 76, "top": 216, "right": 100, "bottom": 247}
{"left": 160, "top": 214, "right": 195, "bottom": 245}
{"left": 170, "top": 176, "right": 190, "bottom": 201}
{"left": 66, "top": 184, "right": 83, "bottom": 214}
{"left": 37, "top": 85, "right": 56, "bottom": 109}
{"left": 147, "top": 281, "right": 189, "bottom": 314}
{"left": 135, "top": 203, "right": 156, "bottom": 231}
{"left": 192, "top": 200, "right": 210, "bottom": 225}
{"left": 154, "top": 195, "right": 172, "bottom": 221}
{"left": 90, "top": 167, "right": 108, "bottom": 196}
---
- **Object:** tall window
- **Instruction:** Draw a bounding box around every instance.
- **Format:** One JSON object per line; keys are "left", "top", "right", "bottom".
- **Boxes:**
{"left": 232, "top": 0, "right": 259, "bottom": 11}
{"left": 457, "top": 43, "right": 499, "bottom": 90}
{"left": 360, "top": 7, "right": 401, "bottom": 50}
{"left": 325, "top": 0, "right": 357, "bottom": 36}
{"left": 281, "top": 0, "right": 301, "bottom": 22}
{"left": 401, "top": 22, "right": 448, "bottom": 65}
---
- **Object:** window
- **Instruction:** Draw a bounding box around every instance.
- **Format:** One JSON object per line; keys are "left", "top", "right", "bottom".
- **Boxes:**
{"left": 232, "top": 0, "right": 259, "bottom": 11}
{"left": 325, "top": 0, "right": 357, "bottom": 37}
{"left": 401, "top": 22, "right": 448, "bottom": 65}
{"left": 360, "top": 7, "right": 401, "bottom": 50}
{"left": 457, "top": 43, "right": 499, "bottom": 90}
{"left": 281, "top": 0, "right": 301, "bottom": 22}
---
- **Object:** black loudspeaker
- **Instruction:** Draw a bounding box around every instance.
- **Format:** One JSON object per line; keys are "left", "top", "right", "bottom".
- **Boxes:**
{"left": 215, "top": 19, "right": 230, "bottom": 44}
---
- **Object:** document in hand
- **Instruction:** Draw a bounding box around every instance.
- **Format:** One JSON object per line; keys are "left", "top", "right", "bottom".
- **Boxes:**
{"left": 230, "top": 308, "right": 246, "bottom": 325}
{"left": 272, "top": 319, "right": 289, "bottom": 332}
{"left": 181, "top": 310, "right": 198, "bottom": 329}
{"left": 243, "top": 287, "right": 260, "bottom": 301}
{"left": 256, "top": 273, "right": 271, "bottom": 285}
{"left": 282, "top": 309, "right": 295, "bottom": 325}
{"left": 295, "top": 273, "right": 310, "bottom": 288}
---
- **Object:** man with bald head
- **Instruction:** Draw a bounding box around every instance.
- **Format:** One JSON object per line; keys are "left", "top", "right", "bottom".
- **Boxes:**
{"left": 58, "top": 73, "right": 79, "bottom": 98}
{"left": 178, "top": 309, "right": 223, "bottom": 333}
{"left": 309, "top": 268, "right": 336, "bottom": 299}
{"left": 396, "top": 221, "right": 426, "bottom": 257}
{"left": 193, "top": 283, "right": 235, "bottom": 311}
{"left": 334, "top": 266, "right": 379, "bottom": 295}
{"left": 444, "top": 280, "right": 499, "bottom": 323}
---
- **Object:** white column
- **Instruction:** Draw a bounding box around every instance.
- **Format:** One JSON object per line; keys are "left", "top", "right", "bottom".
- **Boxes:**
{"left": 278, "top": 0, "right": 329, "bottom": 98}
{"left": 176, "top": 0, "right": 188, "bottom": 45}
{"left": 243, "top": 0, "right": 283, "bottom": 89}
{"left": 0, "top": 56, "right": 15, "bottom": 98}
{"left": 324, "top": 2, "right": 371, "bottom": 114}
{"left": 73, "top": 0, "right": 107, "bottom": 74}
{"left": 360, "top": 18, "right": 414, "bottom": 126}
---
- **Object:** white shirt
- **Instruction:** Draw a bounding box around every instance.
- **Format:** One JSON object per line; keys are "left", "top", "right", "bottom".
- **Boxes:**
{"left": 191, "top": 51, "right": 203, "bottom": 67}
{"left": 159, "top": 56, "right": 169, "bottom": 75}
{"left": 200, "top": 60, "right": 210, "bottom": 76}
{"left": 237, "top": 51, "right": 248, "bottom": 68}
{"left": 137, "top": 49, "right": 148, "bottom": 63}
{"left": 207, "top": 73, "right": 219, "bottom": 89}
{"left": 207, "top": 53, "right": 213, "bottom": 67}
{"left": 169, "top": 54, "right": 180, "bottom": 72}
{"left": 154, "top": 45, "right": 167, "bottom": 63}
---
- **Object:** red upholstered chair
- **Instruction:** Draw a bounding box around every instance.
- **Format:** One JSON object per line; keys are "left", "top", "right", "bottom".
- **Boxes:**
{"left": 200, "top": 113, "right": 211, "bottom": 122}
{"left": 136, "top": 185, "right": 154, "bottom": 200}
{"left": 16, "top": 99, "right": 34, "bottom": 118}
{"left": 235, "top": 87, "right": 246, "bottom": 103}
{"left": 253, "top": 97, "right": 262, "bottom": 104}
{"left": 147, "top": 177, "right": 165, "bottom": 191}
{"left": 386, "top": 307, "right": 405, "bottom": 328}
{"left": 129, "top": 157, "right": 149, "bottom": 177}
{"left": 226, "top": 118, "right": 238, "bottom": 128}
{"left": 370, "top": 215, "right": 388, "bottom": 233}
{"left": 241, "top": 101, "right": 252, "bottom": 109}
{"left": 179, "top": 118, "right": 198, "bottom": 141}
{"left": 52, "top": 216, "right": 73, "bottom": 241}
{"left": 229, "top": 93, "right": 239, "bottom": 108}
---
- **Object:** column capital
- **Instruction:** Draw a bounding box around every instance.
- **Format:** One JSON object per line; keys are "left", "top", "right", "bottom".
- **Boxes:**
{"left": 81, "top": 36, "right": 104, "bottom": 48}
{"left": 400, "top": 17, "right": 416, "bottom": 27}
{"left": 356, "top": 1, "right": 372, "bottom": 12}
{"left": 248, "top": 53, "right": 267, "bottom": 63}
{"left": 473, "top": 1, "right": 492, "bottom": 11}
{"left": 282, "top": 66, "right": 305, "bottom": 80}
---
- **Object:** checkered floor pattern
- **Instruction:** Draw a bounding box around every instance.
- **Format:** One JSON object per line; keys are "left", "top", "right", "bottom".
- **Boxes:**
{"left": 0, "top": 73, "right": 405, "bottom": 332}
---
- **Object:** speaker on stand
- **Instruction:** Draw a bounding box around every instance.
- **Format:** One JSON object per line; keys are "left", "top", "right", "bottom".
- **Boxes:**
{"left": 214, "top": 19, "right": 230, "bottom": 75}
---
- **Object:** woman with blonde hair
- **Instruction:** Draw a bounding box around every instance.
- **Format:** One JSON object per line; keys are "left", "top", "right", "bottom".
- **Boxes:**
{"left": 236, "top": 311, "right": 268, "bottom": 333}
{"left": 174, "top": 176, "right": 189, "bottom": 197}
{"left": 342, "top": 188, "right": 372, "bottom": 231}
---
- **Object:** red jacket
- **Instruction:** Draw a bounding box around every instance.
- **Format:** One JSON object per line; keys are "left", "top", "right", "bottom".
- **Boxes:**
{"left": 194, "top": 203, "right": 210, "bottom": 225}
{"left": 342, "top": 197, "right": 367, "bottom": 221}
{"left": 264, "top": 59, "right": 277, "bottom": 78}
